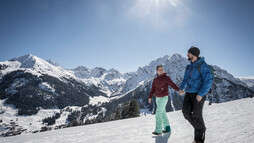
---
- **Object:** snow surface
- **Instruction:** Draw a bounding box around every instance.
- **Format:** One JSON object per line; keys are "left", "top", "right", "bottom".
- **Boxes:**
{"left": 1, "top": 98, "right": 253, "bottom": 143}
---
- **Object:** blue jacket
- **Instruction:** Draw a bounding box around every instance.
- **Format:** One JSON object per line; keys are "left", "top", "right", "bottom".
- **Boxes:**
{"left": 179, "top": 57, "right": 213, "bottom": 97}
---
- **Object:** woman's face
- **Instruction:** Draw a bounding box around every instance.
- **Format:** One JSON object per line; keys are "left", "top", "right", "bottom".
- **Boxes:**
{"left": 157, "top": 67, "right": 164, "bottom": 75}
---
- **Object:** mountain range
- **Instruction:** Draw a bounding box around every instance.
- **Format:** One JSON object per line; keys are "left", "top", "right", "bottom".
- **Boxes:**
{"left": 0, "top": 53, "right": 253, "bottom": 137}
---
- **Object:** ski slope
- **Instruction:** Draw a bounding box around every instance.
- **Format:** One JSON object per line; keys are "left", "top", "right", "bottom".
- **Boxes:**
{"left": 1, "top": 98, "right": 254, "bottom": 143}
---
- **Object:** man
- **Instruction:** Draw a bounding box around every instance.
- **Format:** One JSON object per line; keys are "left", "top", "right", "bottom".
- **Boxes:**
{"left": 179, "top": 46, "right": 213, "bottom": 143}
{"left": 148, "top": 65, "right": 179, "bottom": 135}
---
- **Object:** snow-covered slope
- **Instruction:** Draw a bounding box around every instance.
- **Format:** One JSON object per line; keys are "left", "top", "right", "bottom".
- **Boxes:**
{"left": 238, "top": 77, "right": 254, "bottom": 91}
{"left": 213, "top": 65, "right": 248, "bottom": 87}
{"left": 1, "top": 98, "right": 253, "bottom": 143}
{"left": 0, "top": 98, "right": 107, "bottom": 136}
{"left": 0, "top": 99, "right": 62, "bottom": 133}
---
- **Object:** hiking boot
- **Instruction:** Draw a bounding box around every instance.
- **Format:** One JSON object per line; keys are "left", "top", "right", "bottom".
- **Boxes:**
{"left": 152, "top": 132, "right": 162, "bottom": 135}
{"left": 163, "top": 126, "right": 171, "bottom": 133}
{"left": 192, "top": 141, "right": 202, "bottom": 143}
{"left": 162, "top": 130, "right": 171, "bottom": 133}
{"left": 194, "top": 127, "right": 206, "bottom": 143}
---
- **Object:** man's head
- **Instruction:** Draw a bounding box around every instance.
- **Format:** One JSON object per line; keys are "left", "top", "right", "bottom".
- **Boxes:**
{"left": 188, "top": 46, "right": 200, "bottom": 61}
{"left": 156, "top": 65, "right": 164, "bottom": 75}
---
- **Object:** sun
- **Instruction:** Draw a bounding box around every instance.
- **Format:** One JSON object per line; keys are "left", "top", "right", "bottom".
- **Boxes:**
{"left": 128, "top": 0, "right": 179, "bottom": 17}
{"left": 127, "top": 0, "right": 189, "bottom": 29}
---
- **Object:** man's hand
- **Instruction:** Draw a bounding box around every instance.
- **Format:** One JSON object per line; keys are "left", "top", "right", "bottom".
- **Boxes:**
{"left": 148, "top": 98, "right": 152, "bottom": 104}
{"left": 179, "top": 90, "right": 185, "bottom": 95}
{"left": 196, "top": 95, "right": 202, "bottom": 102}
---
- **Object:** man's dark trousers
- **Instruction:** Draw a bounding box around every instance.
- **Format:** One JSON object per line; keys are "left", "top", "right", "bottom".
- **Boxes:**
{"left": 182, "top": 92, "right": 206, "bottom": 142}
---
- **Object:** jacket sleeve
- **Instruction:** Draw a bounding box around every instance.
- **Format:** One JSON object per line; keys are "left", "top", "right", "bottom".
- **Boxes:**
{"left": 166, "top": 76, "right": 179, "bottom": 91}
{"left": 179, "top": 66, "right": 189, "bottom": 90}
{"left": 149, "top": 79, "right": 156, "bottom": 98}
{"left": 198, "top": 63, "right": 213, "bottom": 97}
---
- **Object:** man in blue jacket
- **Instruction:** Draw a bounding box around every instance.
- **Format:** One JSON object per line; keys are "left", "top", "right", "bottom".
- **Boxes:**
{"left": 179, "top": 46, "right": 213, "bottom": 143}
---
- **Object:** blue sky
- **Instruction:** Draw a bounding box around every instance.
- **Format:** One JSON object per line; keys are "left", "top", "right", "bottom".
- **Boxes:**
{"left": 0, "top": 0, "right": 253, "bottom": 77}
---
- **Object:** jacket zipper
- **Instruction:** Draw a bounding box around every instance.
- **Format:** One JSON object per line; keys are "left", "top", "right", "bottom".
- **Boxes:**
{"left": 188, "top": 65, "right": 193, "bottom": 91}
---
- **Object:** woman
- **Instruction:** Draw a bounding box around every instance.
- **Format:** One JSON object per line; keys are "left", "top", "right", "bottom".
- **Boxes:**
{"left": 148, "top": 65, "right": 179, "bottom": 135}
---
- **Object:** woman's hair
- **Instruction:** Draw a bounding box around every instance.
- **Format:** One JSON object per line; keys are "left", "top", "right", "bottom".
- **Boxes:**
{"left": 156, "top": 65, "right": 163, "bottom": 71}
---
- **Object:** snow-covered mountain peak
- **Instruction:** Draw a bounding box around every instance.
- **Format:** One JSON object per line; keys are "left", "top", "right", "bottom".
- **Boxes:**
{"left": 74, "top": 66, "right": 90, "bottom": 71}
{"left": 123, "top": 72, "right": 135, "bottom": 80}
{"left": 2, "top": 54, "right": 74, "bottom": 80}
{"left": 147, "top": 55, "right": 170, "bottom": 67}
{"left": 108, "top": 68, "right": 120, "bottom": 73}
{"left": 46, "top": 59, "right": 60, "bottom": 67}
{"left": 71, "top": 66, "right": 91, "bottom": 79}
{"left": 69, "top": 66, "right": 126, "bottom": 95}
{"left": 103, "top": 68, "right": 124, "bottom": 81}
{"left": 91, "top": 67, "right": 107, "bottom": 78}
{"left": 9, "top": 54, "right": 41, "bottom": 68}
{"left": 134, "top": 54, "right": 173, "bottom": 77}
{"left": 168, "top": 53, "right": 185, "bottom": 61}
{"left": 162, "top": 54, "right": 170, "bottom": 60}
{"left": 92, "top": 67, "right": 106, "bottom": 71}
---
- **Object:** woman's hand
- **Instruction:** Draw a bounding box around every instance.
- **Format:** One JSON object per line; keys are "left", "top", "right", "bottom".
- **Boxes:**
{"left": 148, "top": 98, "right": 152, "bottom": 104}
{"left": 179, "top": 90, "right": 185, "bottom": 95}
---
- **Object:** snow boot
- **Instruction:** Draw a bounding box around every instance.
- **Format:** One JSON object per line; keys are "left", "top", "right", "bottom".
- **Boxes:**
{"left": 192, "top": 141, "right": 202, "bottom": 143}
{"left": 152, "top": 132, "right": 162, "bottom": 135}
{"left": 163, "top": 126, "right": 171, "bottom": 133}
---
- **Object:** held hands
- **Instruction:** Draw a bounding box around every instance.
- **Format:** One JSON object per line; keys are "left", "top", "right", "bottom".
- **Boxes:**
{"left": 196, "top": 95, "right": 202, "bottom": 102}
{"left": 178, "top": 90, "right": 185, "bottom": 95}
{"left": 148, "top": 98, "right": 152, "bottom": 104}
